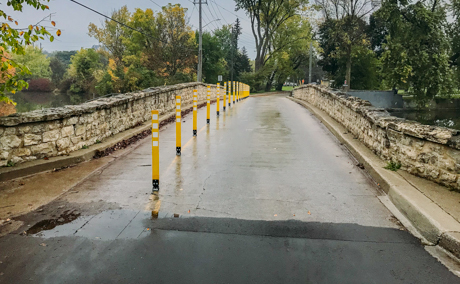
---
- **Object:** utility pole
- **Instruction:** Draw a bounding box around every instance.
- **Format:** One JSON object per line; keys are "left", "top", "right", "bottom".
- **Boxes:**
{"left": 194, "top": 0, "right": 206, "bottom": 82}
{"left": 308, "top": 41, "right": 313, "bottom": 84}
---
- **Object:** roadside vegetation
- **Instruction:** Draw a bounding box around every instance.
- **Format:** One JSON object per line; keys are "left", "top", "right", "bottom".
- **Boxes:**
{"left": 3, "top": 0, "right": 460, "bottom": 113}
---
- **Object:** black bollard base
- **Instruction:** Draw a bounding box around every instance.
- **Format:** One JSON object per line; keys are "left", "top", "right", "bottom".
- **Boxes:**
{"left": 207, "top": 119, "right": 210, "bottom": 124}
{"left": 152, "top": 179, "right": 159, "bottom": 192}
{"left": 193, "top": 130, "right": 197, "bottom": 137}
{"left": 176, "top": 147, "right": 181, "bottom": 156}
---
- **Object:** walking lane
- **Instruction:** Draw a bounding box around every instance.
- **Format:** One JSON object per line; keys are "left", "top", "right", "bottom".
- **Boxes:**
{"left": 1, "top": 93, "right": 460, "bottom": 283}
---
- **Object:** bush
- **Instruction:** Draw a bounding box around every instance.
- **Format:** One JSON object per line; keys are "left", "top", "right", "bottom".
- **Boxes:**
{"left": 25, "top": 78, "right": 53, "bottom": 92}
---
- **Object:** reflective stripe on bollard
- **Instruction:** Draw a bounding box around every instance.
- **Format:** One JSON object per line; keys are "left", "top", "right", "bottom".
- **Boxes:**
{"left": 152, "top": 110, "right": 159, "bottom": 191}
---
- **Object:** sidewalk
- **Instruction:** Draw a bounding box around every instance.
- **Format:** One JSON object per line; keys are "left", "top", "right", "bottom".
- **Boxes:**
{"left": 289, "top": 96, "right": 460, "bottom": 260}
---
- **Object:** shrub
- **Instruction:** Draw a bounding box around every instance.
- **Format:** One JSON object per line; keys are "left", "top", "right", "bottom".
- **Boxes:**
{"left": 26, "top": 78, "right": 53, "bottom": 92}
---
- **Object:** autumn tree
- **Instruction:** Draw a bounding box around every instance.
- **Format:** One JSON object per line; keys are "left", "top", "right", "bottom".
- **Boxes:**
{"left": 0, "top": 0, "right": 60, "bottom": 106}
{"left": 88, "top": 6, "right": 130, "bottom": 65}
{"left": 140, "top": 4, "right": 196, "bottom": 82}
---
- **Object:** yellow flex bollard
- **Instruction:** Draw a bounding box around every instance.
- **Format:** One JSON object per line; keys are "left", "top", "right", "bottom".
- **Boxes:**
{"left": 223, "top": 82, "right": 227, "bottom": 112}
{"left": 152, "top": 110, "right": 159, "bottom": 191}
{"left": 193, "top": 90, "right": 197, "bottom": 137}
{"left": 176, "top": 95, "right": 181, "bottom": 156}
{"left": 232, "top": 81, "right": 235, "bottom": 104}
{"left": 238, "top": 82, "right": 240, "bottom": 102}
{"left": 216, "top": 83, "right": 220, "bottom": 116}
{"left": 228, "top": 81, "right": 231, "bottom": 107}
{"left": 207, "top": 85, "right": 211, "bottom": 124}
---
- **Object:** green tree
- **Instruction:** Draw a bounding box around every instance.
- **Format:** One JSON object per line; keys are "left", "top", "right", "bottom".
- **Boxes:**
{"left": 50, "top": 50, "right": 77, "bottom": 66}
{"left": 88, "top": 6, "right": 131, "bottom": 65}
{"left": 12, "top": 45, "right": 50, "bottom": 80}
{"left": 235, "top": 0, "right": 309, "bottom": 72}
{"left": 0, "top": 0, "right": 60, "bottom": 104}
{"left": 315, "top": 0, "right": 376, "bottom": 90}
{"left": 67, "top": 48, "right": 104, "bottom": 94}
{"left": 49, "top": 56, "right": 66, "bottom": 86}
{"left": 200, "top": 31, "right": 227, "bottom": 84}
{"left": 378, "top": 0, "right": 453, "bottom": 104}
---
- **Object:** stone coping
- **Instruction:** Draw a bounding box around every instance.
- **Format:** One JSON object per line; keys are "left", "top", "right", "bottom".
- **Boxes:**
{"left": 294, "top": 84, "right": 460, "bottom": 149}
{"left": 0, "top": 82, "right": 212, "bottom": 126}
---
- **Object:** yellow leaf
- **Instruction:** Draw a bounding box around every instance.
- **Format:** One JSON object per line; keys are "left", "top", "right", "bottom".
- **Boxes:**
{"left": 14, "top": 21, "right": 18, "bottom": 26}
{"left": 28, "top": 25, "right": 33, "bottom": 31}
{"left": 56, "top": 29, "right": 61, "bottom": 36}
{"left": 11, "top": 90, "right": 15, "bottom": 94}
{"left": 51, "top": 21, "right": 56, "bottom": 27}
{"left": 19, "top": 31, "right": 24, "bottom": 36}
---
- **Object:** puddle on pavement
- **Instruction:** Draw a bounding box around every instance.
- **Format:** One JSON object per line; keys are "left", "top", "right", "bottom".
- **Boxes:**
{"left": 27, "top": 209, "right": 170, "bottom": 240}
{"left": 27, "top": 210, "right": 81, "bottom": 235}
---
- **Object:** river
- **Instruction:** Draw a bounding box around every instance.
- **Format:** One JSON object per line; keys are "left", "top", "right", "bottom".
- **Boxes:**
{"left": 389, "top": 109, "right": 460, "bottom": 131}
{"left": 8, "top": 91, "right": 92, "bottom": 113}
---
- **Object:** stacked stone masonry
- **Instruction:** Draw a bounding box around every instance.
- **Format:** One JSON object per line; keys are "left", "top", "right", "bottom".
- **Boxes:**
{"left": 293, "top": 85, "right": 460, "bottom": 190}
{"left": 0, "top": 82, "right": 218, "bottom": 167}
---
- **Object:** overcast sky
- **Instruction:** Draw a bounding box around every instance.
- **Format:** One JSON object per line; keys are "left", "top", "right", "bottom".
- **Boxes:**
{"left": 3, "top": 0, "right": 257, "bottom": 58}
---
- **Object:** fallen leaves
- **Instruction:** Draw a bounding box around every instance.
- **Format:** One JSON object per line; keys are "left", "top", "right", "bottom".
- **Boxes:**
{"left": 274, "top": 214, "right": 277, "bottom": 217}
{"left": 39, "top": 243, "right": 46, "bottom": 247}
{"left": 56, "top": 29, "right": 61, "bottom": 36}
{"left": 51, "top": 21, "right": 56, "bottom": 27}
{"left": 308, "top": 211, "right": 311, "bottom": 215}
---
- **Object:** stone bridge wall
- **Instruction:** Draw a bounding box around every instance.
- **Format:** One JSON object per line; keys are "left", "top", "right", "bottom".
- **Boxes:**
{"left": 0, "top": 82, "right": 217, "bottom": 167}
{"left": 293, "top": 85, "right": 460, "bottom": 190}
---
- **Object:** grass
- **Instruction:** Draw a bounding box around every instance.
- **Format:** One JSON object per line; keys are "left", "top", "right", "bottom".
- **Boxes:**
{"left": 250, "top": 85, "right": 295, "bottom": 95}
{"left": 384, "top": 161, "right": 401, "bottom": 171}
{"left": 82, "top": 145, "right": 89, "bottom": 149}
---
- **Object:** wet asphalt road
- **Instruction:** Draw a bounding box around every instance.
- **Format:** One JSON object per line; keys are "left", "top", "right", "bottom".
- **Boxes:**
{"left": 1, "top": 93, "right": 459, "bottom": 283}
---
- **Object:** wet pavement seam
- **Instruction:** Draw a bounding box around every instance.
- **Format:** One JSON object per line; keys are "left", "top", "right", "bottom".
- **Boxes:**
{"left": 148, "top": 227, "right": 415, "bottom": 245}
{"left": 116, "top": 210, "right": 140, "bottom": 239}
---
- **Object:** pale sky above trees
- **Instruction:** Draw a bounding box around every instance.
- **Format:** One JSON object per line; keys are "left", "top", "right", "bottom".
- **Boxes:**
{"left": 2, "top": 0, "right": 256, "bottom": 58}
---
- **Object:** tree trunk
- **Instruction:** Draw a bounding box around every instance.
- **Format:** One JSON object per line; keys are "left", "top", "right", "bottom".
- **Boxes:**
{"left": 275, "top": 82, "right": 283, "bottom": 91}
{"left": 255, "top": 55, "right": 264, "bottom": 72}
{"left": 265, "top": 70, "right": 276, "bottom": 92}
{"left": 345, "top": 46, "right": 352, "bottom": 91}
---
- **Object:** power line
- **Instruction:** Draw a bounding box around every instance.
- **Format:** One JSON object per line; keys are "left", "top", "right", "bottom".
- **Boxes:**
{"left": 211, "top": 1, "right": 251, "bottom": 24}
{"left": 148, "top": 0, "right": 162, "bottom": 8}
{"left": 68, "top": 0, "right": 196, "bottom": 52}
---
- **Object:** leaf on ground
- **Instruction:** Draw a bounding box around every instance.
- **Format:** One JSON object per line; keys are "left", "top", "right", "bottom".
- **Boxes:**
{"left": 39, "top": 243, "right": 46, "bottom": 247}
{"left": 274, "top": 214, "right": 277, "bottom": 217}
{"left": 307, "top": 211, "right": 311, "bottom": 215}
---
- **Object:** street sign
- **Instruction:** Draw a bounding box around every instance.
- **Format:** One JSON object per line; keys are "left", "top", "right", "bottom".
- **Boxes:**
{"left": 218, "top": 75, "right": 222, "bottom": 82}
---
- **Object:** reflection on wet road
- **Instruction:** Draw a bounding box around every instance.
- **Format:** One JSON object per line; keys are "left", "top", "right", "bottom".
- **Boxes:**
{"left": 1, "top": 94, "right": 460, "bottom": 283}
